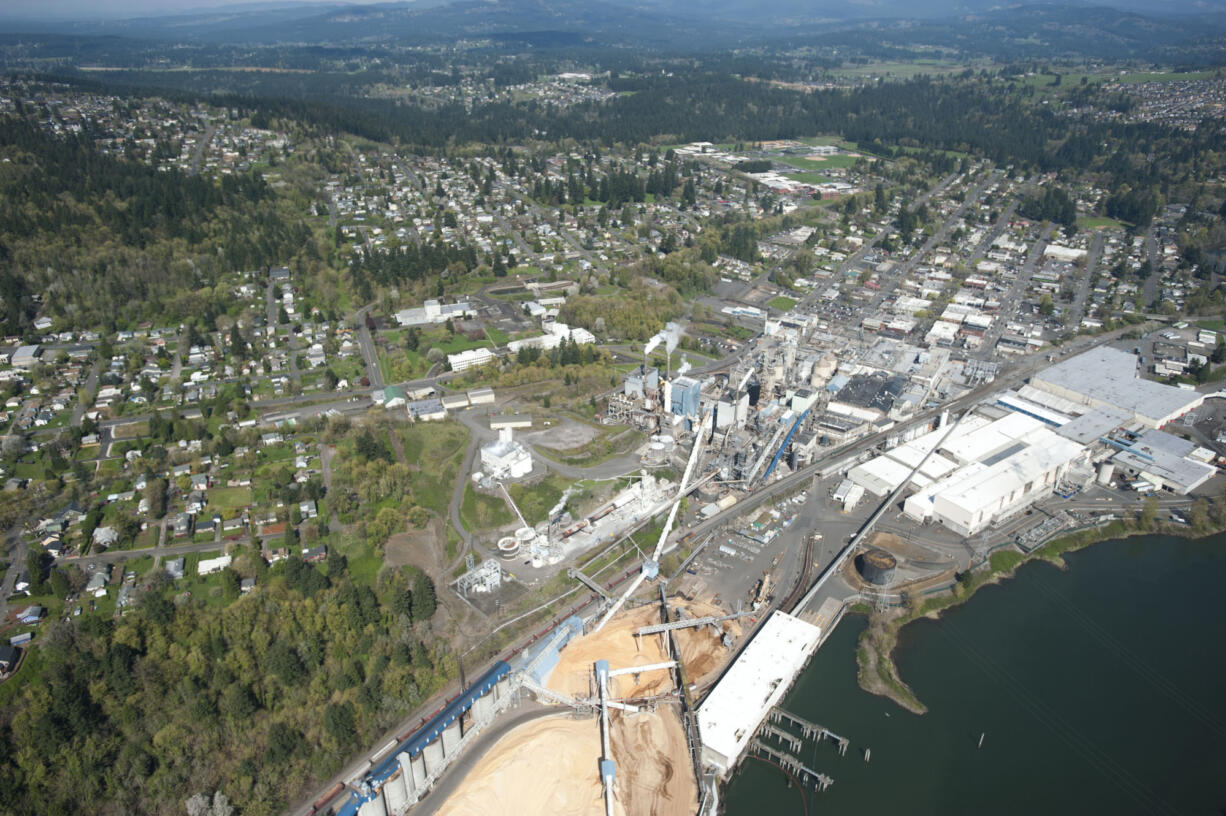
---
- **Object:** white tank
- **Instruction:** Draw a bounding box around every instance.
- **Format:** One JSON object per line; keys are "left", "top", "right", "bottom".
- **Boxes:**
{"left": 471, "top": 471, "right": 483, "bottom": 483}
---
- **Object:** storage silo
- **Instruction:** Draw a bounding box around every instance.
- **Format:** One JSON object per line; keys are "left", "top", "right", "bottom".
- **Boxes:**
{"left": 857, "top": 549, "right": 897, "bottom": 586}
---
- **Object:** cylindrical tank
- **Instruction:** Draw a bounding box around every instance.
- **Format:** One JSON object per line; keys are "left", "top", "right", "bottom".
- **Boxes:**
{"left": 747, "top": 378, "right": 761, "bottom": 407}
{"left": 857, "top": 549, "right": 897, "bottom": 586}
{"left": 1097, "top": 462, "right": 1115, "bottom": 486}
{"left": 497, "top": 536, "right": 520, "bottom": 559}
{"left": 383, "top": 771, "right": 408, "bottom": 812}
{"left": 515, "top": 527, "right": 536, "bottom": 548}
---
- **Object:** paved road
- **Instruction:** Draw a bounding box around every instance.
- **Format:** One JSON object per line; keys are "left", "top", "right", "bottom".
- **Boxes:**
{"left": 188, "top": 122, "right": 217, "bottom": 176}
{"left": 869, "top": 170, "right": 996, "bottom": 312}
{"left": 355, "top": 304, "right": 385, "bottom": 389}
{"left": 71, "top": 360, "right": 101, "bottom": 428}
{"left": 975, "top": 223, "right": 1053, "bottom": 359}
{"left": 1143, "top": 224, "right": 1160, "bottom": 308}
{"left": 1068, "top": 231, "right": 1105, "bottom": 329}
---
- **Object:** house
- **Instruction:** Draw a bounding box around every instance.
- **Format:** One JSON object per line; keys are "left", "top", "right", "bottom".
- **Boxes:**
{"left": 302, "top": 545, "right": 326, "bottom": 563}
{"left": 92, "top": 526, "right": 119, "bottom": 548}
{"left": 165, "top": 557, "right": 186, "bottom": 580}
{"left": 0, "top": 645, "right": 19, "bottom": 672}
{"left": 197, "top": 554, "right": 232, "bottom": 575}
{"left": 85, "top": 571, "right": 108, "bottom": 598}
{"left": 17, "top": 606, "right": 44, "bottom": 625}
{"left": 240, "top": 577, "right": 256, "bottom": 594}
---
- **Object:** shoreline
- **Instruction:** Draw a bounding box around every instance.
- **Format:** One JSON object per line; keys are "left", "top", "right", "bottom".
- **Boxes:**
{"left": 853, "top": 511, "right": 1226, "bottom": 713}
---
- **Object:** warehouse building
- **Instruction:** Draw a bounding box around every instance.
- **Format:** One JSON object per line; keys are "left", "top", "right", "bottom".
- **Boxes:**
{"left": 1109, "top": 428, "right": 1217, "bottom": 495}
{"left": 697, "top": 610, "right": 822, "bottom": 775}
{"left": 1031, "top": 347, "right": 1204, "bottom": 428}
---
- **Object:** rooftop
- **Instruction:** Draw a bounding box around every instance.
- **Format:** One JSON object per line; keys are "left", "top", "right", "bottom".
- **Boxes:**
{"left": 697, "top": 610, "right": 822, "bottom": 774}
{"left": 1032, "top": 347, "right": 1203, "bottom": 425}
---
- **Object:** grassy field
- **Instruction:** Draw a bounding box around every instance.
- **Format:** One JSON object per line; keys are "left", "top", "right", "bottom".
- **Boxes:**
{"left": 208, "top": 486, "right": 253, "bottom": 511}
{"left": 508, "top": 475, "right": 570, "bottom": 526}
{"left": 111, "top": 421, "right": 149, "bottom": 440}
{"left": 831, "top": 60, "right": 966, "bottom": 79}
{"left": 399, "top": 420, "right": 469, "bottom": 514}
{"left": 776, "top": 154, "right": 858, "bottom": 171}
{"left": 460, "top": 484, "right": 515, "bottom": 531}
{"left": 768, "top": 296, "right": 798, "bottom": 311}
{"left": 1077, "top": 216, "right": 1127, "bottom": 230}
{"left": 782, "top": 171, "right": 833, "bottom": 185}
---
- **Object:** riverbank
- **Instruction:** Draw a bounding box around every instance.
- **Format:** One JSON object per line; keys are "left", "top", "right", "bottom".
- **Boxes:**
{"left": 855, "top": 500, "right": 1226, "bottom": 713}
{"left": 725, "top": 529, "right": 1226, "bottom": 815}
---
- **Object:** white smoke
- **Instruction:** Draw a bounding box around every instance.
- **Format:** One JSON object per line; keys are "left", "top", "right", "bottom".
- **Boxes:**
{"left": 645, "top": 322, "right": 684, "bottom": 357}
{"left": 677, "top": 356, "right": 691, "bottom": 376}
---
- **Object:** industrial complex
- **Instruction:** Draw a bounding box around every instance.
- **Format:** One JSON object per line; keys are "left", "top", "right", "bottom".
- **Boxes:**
{"left": 322, "top": 320, "right": 1222, "bottom": 816}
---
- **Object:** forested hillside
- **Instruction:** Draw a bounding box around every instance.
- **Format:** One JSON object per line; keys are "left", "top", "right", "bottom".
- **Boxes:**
{"left": 0, "top": 117, "right": 316, "bottom": 334}
{"left": 0, "top": 552, "right": 447, "bottom": 816}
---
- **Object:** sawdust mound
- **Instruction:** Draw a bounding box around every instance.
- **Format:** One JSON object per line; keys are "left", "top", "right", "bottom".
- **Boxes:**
{"left": 611, "top": 707, "right": 698, "bottom": 816}
{"left": 546, "top": 599, "right": 739, "bottom": 698}
{"left": 433, "top": 709, "right": 696, "bottom": 816}
{"left": 433, "top": 714, "right": 620, "bottom": 816}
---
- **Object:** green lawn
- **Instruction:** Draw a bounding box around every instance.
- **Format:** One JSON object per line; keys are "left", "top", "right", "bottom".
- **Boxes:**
{"left": 208, "top": 486, "right": 253, "bottom": 511}
{"left": 768, "top": 296, "right": 798, "bottom": 311}
{"left": 776, "top": 154, "right": 858, "bottom": 171}
{"left": 1195, "top": 319, "right": 1225, "bottom": 331}
{"left": 783, "top": 171, "right": 834, "bottom": 185}
{"left": 1077, "top": 216, "right": 1127, "bottom": 230}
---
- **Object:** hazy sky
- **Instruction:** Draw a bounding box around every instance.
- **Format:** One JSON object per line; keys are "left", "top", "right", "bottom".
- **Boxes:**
{"left": 1, "top": 0, "right": 388, "bottom": 20}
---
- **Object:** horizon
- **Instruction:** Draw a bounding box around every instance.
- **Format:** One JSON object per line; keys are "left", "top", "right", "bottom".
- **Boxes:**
{"left": 0, "top": 0, "right": 1218, "bottom": 23}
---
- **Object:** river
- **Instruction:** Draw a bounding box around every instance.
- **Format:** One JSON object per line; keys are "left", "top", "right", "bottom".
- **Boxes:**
{"left": 722, "top": 533, "right": 1226, "bottom": 816}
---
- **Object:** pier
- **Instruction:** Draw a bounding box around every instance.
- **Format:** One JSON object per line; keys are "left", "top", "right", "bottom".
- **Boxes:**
{"left": 749, "top": 740, "right": 833, "bottom": 792}
{"left": 770, "top": 707, "right": 851, "bottom": 756}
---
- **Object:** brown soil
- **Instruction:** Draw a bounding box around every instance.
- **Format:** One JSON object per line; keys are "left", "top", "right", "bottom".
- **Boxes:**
{"left": 384, "top": 517, "right": 443, "bottom": 570}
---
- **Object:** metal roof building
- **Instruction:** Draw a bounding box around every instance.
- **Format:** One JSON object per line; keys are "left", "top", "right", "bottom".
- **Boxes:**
{"left": 697, "top": 610, "right": 822, "bottom": 775}
{"left": 1031, "top": 347, "right": 1204, "bottom": 428}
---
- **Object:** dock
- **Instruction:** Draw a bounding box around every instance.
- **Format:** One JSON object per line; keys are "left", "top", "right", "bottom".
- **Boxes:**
{"left": 749, "top": 739, "right": 833, "bottom": 792}
{"left": 769, "top": 707, "right": 850, "bottom": 756}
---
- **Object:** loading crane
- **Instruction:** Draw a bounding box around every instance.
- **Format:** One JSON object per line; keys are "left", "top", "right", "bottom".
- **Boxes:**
{"left": 593, "top": 409, "right": 713, "bottom": 633}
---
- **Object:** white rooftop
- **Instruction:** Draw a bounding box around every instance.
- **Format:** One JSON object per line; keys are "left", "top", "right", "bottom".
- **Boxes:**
{"left": 1032, "top": 347, "right": 1204, "bottom": 426}
{"left": 697, "top": 610, "right": 822, "bottom": 775}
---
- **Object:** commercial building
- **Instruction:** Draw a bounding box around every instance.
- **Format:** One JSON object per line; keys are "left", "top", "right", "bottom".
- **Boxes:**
{"left": 1031, "top": 346, "right": 1204, "bottom": 428}
{"left": 1109, "top": 428, "right": 1217, "bottom": 495}
{"left": 448, "top": 347, "right": 496, "bottom": 372}
{"left": 393, "top": 299, "right": 475, "bottom": 327}
{"left": 697, "top": 610, "right": 822, "bottom": 775}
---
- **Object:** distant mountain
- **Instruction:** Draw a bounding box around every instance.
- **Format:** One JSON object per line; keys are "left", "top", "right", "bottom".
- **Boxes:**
{"left": 2, "top": 0, "right": 1225, "bottom": 58}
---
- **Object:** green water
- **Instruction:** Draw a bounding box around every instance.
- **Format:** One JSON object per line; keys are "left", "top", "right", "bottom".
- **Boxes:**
{"left": 723, "top": 533, "right": 1226, "bottom": 816}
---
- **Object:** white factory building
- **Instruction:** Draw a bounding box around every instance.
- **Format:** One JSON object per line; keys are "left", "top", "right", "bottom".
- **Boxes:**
{"left": 850, "top": 411, "right": 1088, "bottom": 537}
{"left": 1030, "top": 346, "right": 1204, "bottom": 428}
{"left": 479, "top": 428, "right": 533, "bottom": 481}
{"left": 393, "top": 299, "right": 475, "bottom": 327}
